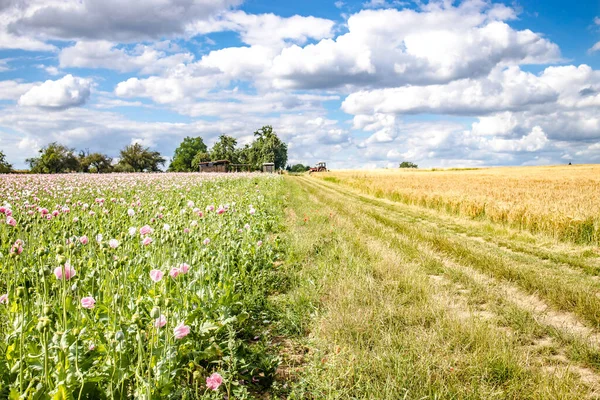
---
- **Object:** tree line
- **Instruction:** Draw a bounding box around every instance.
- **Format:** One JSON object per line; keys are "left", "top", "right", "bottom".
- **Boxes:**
{"left": 169, "top": 125, "right": 287, "bottom": 172}
{"left": 0, "top": 125, "right": 287, "bottom": 174}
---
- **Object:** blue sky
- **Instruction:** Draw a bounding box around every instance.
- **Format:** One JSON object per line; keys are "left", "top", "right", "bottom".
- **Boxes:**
{"left": 1, "top": 0, "right": 599, "bottom": 169}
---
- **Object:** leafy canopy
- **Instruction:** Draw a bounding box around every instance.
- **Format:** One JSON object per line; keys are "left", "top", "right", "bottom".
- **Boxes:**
{"left": 0, "top": 150, "right": 13, "bottom": 173}
{"left": 117, "top": 143, "right": 165, "bottom": 172}
{"left": 79, "top": 150, "right": 113, "bottom": 173}
{"left": 27, "top": 142, "right": 80, "bottom": 173}
{"left": 399, "top": 161, "right": 418, "bottom": 169}
{"left": 168, "top": 136, "right": 207, "bottom": 172}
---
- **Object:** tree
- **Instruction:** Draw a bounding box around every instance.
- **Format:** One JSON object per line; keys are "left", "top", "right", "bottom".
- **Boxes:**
{"left": 27, "top": 142, "right": 80, "bottom": 173}
{"left": 0, "top": 150, "right": 12, "bottom": 173}
{"left": 117, "top": 143, "right": 165, "bottom": 172}
{"left": 191, "top": 151, "right": 211, "bottom": 170}
{"left": 250, "top": 126, "right": 288, "bottom": 170}
{"left": 287, "top": 163, "right": 310, "bottom": 173}
{"left": 399, "top": 161, "right": 418, "bottom": 169}
{"left": 79, "top": 151, "right": 113, "bottom": 173}
{"left": 168, "top": 136, "right": 207, "bottom": 172}
{"left": 210, "top": 135, "right": 238, "bottom": 163}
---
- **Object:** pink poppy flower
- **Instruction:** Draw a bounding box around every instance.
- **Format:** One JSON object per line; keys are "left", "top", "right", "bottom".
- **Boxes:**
{"left": 0, "top": 206, "right": 5, "bottom": 214}
{"left": 5, "top": 208, "right": 12, "bottom": 216}
{"left": 193, "top": 207, "right": 200, "bottom": 213}
{"left": 206, "top": 205, "right": 214, "bottom": 212}
{"left": 52, "top": 210, "right": 59, "bottom": 217}
{"left": 155, "top": 315, "right": 167, "bottom": 328}
{"left": 139, "top": 225, "right": 153, "bottom": 236}
{"left": 249, "top": 208, "right": 256, "bottom": 215}
{"left": 73, "top": 217, "right": 79, "bottom": 222}
{"left": 187, "top": 200, "right": 194, "bottom": 208}
{"left": 0, "top": 294, "right": 7, "bottom": 304}
{"left": 62, "top": 207, "right": 70, "bottom": 213}
{"left": 80, "top": 236, "right": 89, "bottom": 245}
{"left": 142, "top": 237, "right": 153, "bottom": 246}
{"left": 244, "top": 224, "right": 250, "bottom": 230}
{"left": 89, "top": 343, "right": 96, "bottom": 351}
{"left": 203, "top": 238, "right": 210, "bottom": 245}
{"left": 6, "top": 216, "right": 16, "bottom": 226}
{"left": 197, "top": 211, "right": 204, "bottom": 218}
{"left": 128, "top": 227, "right": 137, "bottom": 236}
{"left": 54, "top": 263, "right": 76, "bottom": 280}
{"left": 109, "top": 239, "right": 119, "bottom": 249}
{"left": 81, "top": 296, "right": 96, "bottom": 309}
{"left": 183, "top": 228, "right": 190, "bottom": 234}
{"left": 216, "top": 206, "right": 226, "bottom": 215}
{"left": 206, "top": 373, "right": 223, "bottom": 391}
{"left": 149, "top": 269, "right": 164, "bottom": 282}
{"left": 127, "top": 209, "right": 135, "bottom": 217}
{"left": 179, "top": 263, "right": 190, "bottom": 274}
{"left": 169, "top": 267, "right": 180, "bottom": 279}
{"left": 257, "top": 240, "right": 263, "bottom": 247}
{"left": 174, "top": 323, "right": 190, "bottom": 339}
{"left": 190, "top": 220, "right": 198, "bottom": 227}
{"left": 40, "top": 208, "right": 49, "bottom": 215}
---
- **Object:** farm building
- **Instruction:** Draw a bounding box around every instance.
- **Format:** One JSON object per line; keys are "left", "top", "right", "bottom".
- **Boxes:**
{"left": 198, "top": 160, "right": 230, "bottom": 172}
{"left": 262, "top": 162, "right": 275, "bottom": 173}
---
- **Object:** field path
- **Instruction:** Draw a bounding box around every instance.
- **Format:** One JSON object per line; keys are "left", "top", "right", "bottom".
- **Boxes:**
{"left": 283, "top": 175, "right": 600, "bottom": 398}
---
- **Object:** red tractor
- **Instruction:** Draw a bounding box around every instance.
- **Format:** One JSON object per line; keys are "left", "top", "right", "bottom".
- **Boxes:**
{"left": 309, "top": 161, "right": 327, "bottom": 173}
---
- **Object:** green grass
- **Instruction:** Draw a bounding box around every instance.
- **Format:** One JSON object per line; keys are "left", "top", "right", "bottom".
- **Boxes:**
{"left": 271, "top": 176, "right": 600, "bottom": 399}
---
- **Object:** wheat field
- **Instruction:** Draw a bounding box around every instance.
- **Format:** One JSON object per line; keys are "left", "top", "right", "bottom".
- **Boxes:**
{"left": 313, "top": 165, "right": 600, "bottom": 245}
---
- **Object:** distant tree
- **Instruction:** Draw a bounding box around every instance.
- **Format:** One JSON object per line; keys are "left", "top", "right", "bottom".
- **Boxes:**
{"left": 168, "top": 136, "right": 207, "bottom": 172}
{"left": 288, "top": 163, "right": 310, "bottom": 173}
{"left": 27, "top": 142, "right": 80, "bottom": 173}
{"left": 0, "top": 150, "right": 13, "bottom": 173}
{"left": 79, "top": 150, "right": 113, "bottom": 173}
{"left": 399, "top": 161, "right": 418, "bottom": 169}
{"left": 250, "top": 125, "right": 288, "bottom": 170}
{"left": 191, "top": 151, "right": 211, "bottom": 170}
{"left": 117, "top": 143, "right": 165, "bottom": 172}
{"left": 235, "top": 144, "right": 252, "bottom": 166}
{"left": 210, "top": 135, "right": 238, "bottom": 163}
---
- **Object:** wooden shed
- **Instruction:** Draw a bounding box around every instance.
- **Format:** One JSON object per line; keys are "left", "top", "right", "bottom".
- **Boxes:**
{"left": 198, "top": 160, "right": 230, "bottom": 173}
{"left": 262, "top": 162, "right": 275, "bottom": 173}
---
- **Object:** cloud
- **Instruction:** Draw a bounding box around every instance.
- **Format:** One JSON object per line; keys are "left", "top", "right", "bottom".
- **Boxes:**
{"left": 59, "top": 40, "right": 194, "bottom": 74}
{"left": 7, "top": 0, "right": 242, "bottom": 42}
{"left": 270, "top": 3, "right": 559, "bottom": 89}
{"left": 18, "top": 74, "right": 92, "bottom": 109}
{"left": 191, "top": 10, "right": 336, "bottom": 47}
{"left": 0, "top": 80, "right": 37, "bottom": 100}
{"left": 589, "top": 41, "right": 600, "bottom": 53}
{"left": 343, "top": 66, "right": 558, "bottom": 116}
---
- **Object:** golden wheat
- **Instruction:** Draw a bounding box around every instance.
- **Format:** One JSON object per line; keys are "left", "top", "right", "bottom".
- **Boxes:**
{"left": 314, "top": 164, "right": 600, "bottom": 244}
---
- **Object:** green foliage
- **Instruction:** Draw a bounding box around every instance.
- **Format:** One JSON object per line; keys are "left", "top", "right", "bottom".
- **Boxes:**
{"left": 79, "top": 151, "right": 113, "bottom": 173}
{"left": 191, "top": 151, "right": 211, "bottom": 170}
{"left": 0, "top": 174, "right": 286, "bottom": 398}
{"left": 0, "top": 150, "right": 13, "bottom": 173}
{"left": 286, "top": 164, "right": 310, "bottom": 173}
{"left": 251, "top": 126, "right": 288, "bottom": 170}
{"left": 168, "top": 137, "right": 208, "bottom": 172}
{"left": 117, "top": 143, "right": 165, "bottom": 172}
{"left": 210, "top": 135, "right": 238, "bottom": 164}
{"left": 399, "top": 161, "right": 418, "bottom": 169}
{"left": 26, "top": 142, "right": 80, "bottom": 173}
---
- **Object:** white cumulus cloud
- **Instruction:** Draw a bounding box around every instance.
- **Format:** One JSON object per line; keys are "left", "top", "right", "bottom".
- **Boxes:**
{"left": 18, "top": 74, "right": 92, "bottom": 110}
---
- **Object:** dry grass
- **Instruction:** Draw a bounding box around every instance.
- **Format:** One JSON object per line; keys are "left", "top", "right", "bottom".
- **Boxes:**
{"left": 314, "top": 164, "right": 600, "bottom": 245}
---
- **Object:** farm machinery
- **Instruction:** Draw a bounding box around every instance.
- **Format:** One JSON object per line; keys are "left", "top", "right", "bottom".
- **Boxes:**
{"left": 309, "top": 161, "right": 327, "bottom": 173}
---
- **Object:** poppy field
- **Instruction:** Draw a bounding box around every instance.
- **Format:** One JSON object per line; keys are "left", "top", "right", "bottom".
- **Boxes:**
{"left": 0, "top": 173, "right": 285, "bottom": 399}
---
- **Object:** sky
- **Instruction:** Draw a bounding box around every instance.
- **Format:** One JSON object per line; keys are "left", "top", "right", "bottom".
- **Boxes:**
{"left": 0, "top": 0, "right": 599, "bottom": 170}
